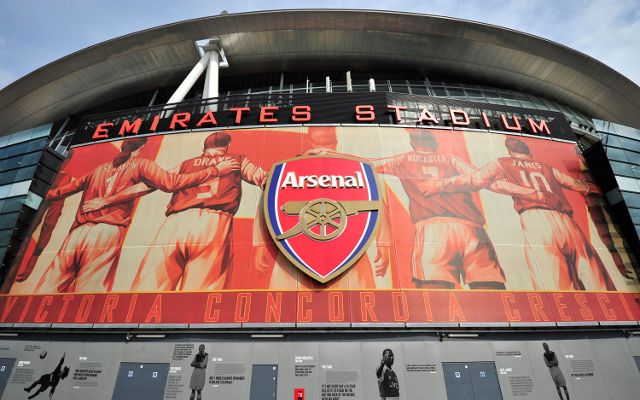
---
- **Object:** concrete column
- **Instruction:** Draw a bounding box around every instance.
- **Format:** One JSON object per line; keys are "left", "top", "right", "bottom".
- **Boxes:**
{"left": 203, "top": 50, "right": 220, "bottom": 111}
{"left": 167, "top": 51, "right": 211, "bottom": 105}
{"left": 369, "top": 77, "right": 376, "bottom": 92}
{"left": 346, "top": 71, "right": 352, "bottom": 92}
{"left": 326, "top": 77, "right": 331, "bottom": 93}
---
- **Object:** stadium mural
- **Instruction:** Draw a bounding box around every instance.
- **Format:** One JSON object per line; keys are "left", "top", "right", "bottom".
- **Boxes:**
{"left": 0, "top": 125, "right": 638, "bottom": 326}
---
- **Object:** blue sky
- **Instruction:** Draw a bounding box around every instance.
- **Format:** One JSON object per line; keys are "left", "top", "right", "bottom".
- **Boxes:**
{"left": 0, "top": 0, "right": 639, "bottom": 89}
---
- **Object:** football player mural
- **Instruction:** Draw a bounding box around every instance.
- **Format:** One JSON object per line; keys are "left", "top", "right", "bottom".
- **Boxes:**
{"left": 2, "top": 125, "right": 638, "bottom": 325}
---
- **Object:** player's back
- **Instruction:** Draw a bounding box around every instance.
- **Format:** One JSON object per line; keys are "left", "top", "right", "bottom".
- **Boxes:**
{"left": 73, "top": 158, "right": 152, "bottom": 229}
{"left": 167, "top": 153, "right": 245, "bottom": 216}
{"left": 388, "top": 151, "right": 485, "bottom": 225}
{"left": 498, "top": 156, "right": 572, "bottom": 214}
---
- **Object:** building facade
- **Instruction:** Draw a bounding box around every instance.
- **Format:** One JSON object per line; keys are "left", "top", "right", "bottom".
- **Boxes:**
{"left": 0, "top": 9, "right": 640, "bottom": 400}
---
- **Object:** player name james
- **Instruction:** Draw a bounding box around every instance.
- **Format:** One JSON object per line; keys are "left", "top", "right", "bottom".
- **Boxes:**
{"left": 280, "top": 171, "right": 365, "bottom": 189}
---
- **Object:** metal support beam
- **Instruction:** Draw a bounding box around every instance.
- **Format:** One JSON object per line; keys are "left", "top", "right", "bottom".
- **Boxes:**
{"left": 148, "top": 88, "right": 160, "bottom": 107}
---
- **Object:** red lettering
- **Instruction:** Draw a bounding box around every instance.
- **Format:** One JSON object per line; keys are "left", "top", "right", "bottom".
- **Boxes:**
{"left": 34, "top": 296, "right": 53, "bottom": 323}
{"left": 449, "top": 109, "right": 470, "bottom": 126}
{"left": 196, "top": 111, "right": 218, "bottom": 127}
{"left": 527, "top": 293, "right": 549, "bottom": 321}
{"left": 204, "top": 293, "right": 221, "bottom": 322}
{"left": 260, "top": 106, "right": 279, "bottom": 123}
{"left": 449, "top": 293, "right": 466, "bottom": 322}
{"left": 118, "top": 119, "right": 142, "bottom": 136}
{"left": 356, "top": 105, "right": 375, "bottom": 122}
{"left": 328, "top": 292, "right": 344, "bottom": 322}
{"left": 387, "top": 105, "right": 407, "bottom": 123}
{"left": 527, "top": 118, "right": 551, "bottom": 135}
{"left": 481, "top": 112, "right": 491, "bottom": 128}
{"left": 19, "top": 297, "right": 33, "bottom": 323}
{"left": 553, "top": 293, "right": 571, "bottom": 321}
{"left": 417, "top": 107, "right": 439, "bottom": 124}
{"left": 297, "top": 293, "right": 312, "bottom": 322}
{"left": 76, "top": 295, "right": 94, "bottom": 323}
{"left": 92, "top": 123, "right": 113, "bottom": 139}
{"left": 501, "top": 293, "right": 521, "bottom": 322}
{"left": 170, "top": 113, "right": 190, "bottom": 130}
{"left": 145, "top": 294, "right": 162, "bottom": 323}
{"left": 422, "top": 293, "right": 433, "bottom": 321}
{"left": 234, "top": 293, "right": 251, "bottom": 323}
{"left": 597, "top": 294, "right": 616, "bottom": 320}
{"left": 230, "top": 107, "right": 250, "bottom": 124}
{"left": 360, "top": 292, "right": 377, "bottom": 321}
{"left": 265, "top": 293, "right": 282, "bottom": 323}
{"left": 125, "top": 294, "right": 137, "bottom": 323}
{"left": 575, "top": 294, "right": 593, "bottom": 320}
{"left": 58, "top": 295, "right": 74, "bottom": 322}
{"left": 500, "top": 114, "right": 521, "bottom": 131}
{"left": 150, "top": 115, "right": 160, "bottom": 132}
{"left": 619, "top": 294, "right": 635, "bottom": 320}
{"left": 392, "top": 292, "right": 409, "bottom": 321}
{"left": 2, "top": 297, "right": 18, "bottom": 322}
{"left": 292, "top": 106, "right": 311, "bottom": 122}
{"left": 99, "top": 295, "right": 119, "bottom": 323}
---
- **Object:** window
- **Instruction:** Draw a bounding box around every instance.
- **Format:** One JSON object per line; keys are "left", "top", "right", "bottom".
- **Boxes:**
{"left": 613, "top": 124, "right": 640, "bottom": 140}
{"left": 464, "top": 89, "right": 486, "bottom": 102}
{"left": 0, "top": 185, "right": 10, "bottom": 199}
{"left": 0, "top": 170, "right": 18, "bottom": 186}
{"left": 1, "top": 142, "right": 29, "bottom": 159}
{"left": 8, "top": 181, "right": 31, "bottom": 198}
{"left": 429, "top": 86, "right": 448, "bottom": 97}
{"left": 0, "top": 230, "right": 12, "bottom": 247}
{"left": 625, "top": 151, "right": 640, "bottom": 164}
{"left": 498, "top": 91, "right": 520, "bottom": 107}
{"left": 21, "top": 152, "right": 41, "bottom": 166}
{"left": 0, "top": 213, "right": 19, "bottom": 230}
{"left": 611, "top": 161, "right": 634, "bottom": 177}
{"left": 24, "top": 192, "right": 42, "bottom": 210}
{"left": 622, "top": 191, "right": 640, "bottom": 208}
{"left": 512, "top": 92, "right": 535, "bottom": 109}
{"left": 629, "top": 208, "right": 640, "bottom": 225}
{"left": 1, "top": 197, "right": 25, "bottom": 214}
{"left": 602, "top": 134, "right": 622, "bottom": 148}
{"left": 619, "top": 137, "right": 640, "bottom": 153}
{"left": 446, "top": 87, "right": 467, "bottom": 100}
{"left": 26, "top": 137, "right": 47, "bottom": 153}
{"left": 14, "top": 166, "right": 36, "bottom": 182}
{"left": 616, "top": 176, "right": 640, "bottom": 192}
{"left": 606, "top": 147, "right": 627, "bottom": 162}
{"left": 480, "top": 89, "right": 504, "bottom": 104}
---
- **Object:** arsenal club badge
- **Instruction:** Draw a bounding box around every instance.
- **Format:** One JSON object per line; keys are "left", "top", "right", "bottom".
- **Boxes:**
{"left": 264, "top": 155, "right": 383, "bottom": 283}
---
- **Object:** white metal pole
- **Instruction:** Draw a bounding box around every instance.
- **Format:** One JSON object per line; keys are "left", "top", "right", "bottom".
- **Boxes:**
{"left": 369, "top": 77, "right": 376, "bottom": 92}
{"left": 167, "top": 51, "right": 211, "bottom": 105}
{"left": 326, "top": 76, "right": 331, "bottom": 93}
{"left": 203, "top": 51, "right": 220, "bottom": 111}
{"left": 346, "top": 71, "right": 352, "bottom": 92}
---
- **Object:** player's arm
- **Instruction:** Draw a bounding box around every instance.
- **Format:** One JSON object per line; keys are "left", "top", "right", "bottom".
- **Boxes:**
{"left": 374, "top": 156, "right": 401, "bottom": 176}
{"left": 252, "top": 195, "right": 272, "bottom": 277}
{"left": 419, "top": 160, "right": 502, "bottom": 196}
{"left": 200, "top": 354, "right": 208, "bottom": 369}
{"left": 45, "top": 174, "right": 88, "bottom": 200}
{"left": 190, "top": 355, "right": 200, "bottom": 368}
{"left": 239, "top": 157, "right": 268, "bottom": 189}
{"left": 376, "top": 360, "right": 385, "bottom": 379}
{"left": 82, "top": 183, "right": 156, "bottom": 214}
{"left": 141, "top": 159, "right": 239, "bottom": 192}
{"left": 553, "top": 168, "right": 602, "bottom": 196}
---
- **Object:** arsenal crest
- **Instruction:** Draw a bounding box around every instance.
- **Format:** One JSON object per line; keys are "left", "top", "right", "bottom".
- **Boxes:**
{"left": 264, "top": 155, "right": 383, "bottom": 283}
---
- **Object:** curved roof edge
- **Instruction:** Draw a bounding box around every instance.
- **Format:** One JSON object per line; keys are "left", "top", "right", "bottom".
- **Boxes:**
{"left": 1, "top": 9, "right": 640, "bottom": 136}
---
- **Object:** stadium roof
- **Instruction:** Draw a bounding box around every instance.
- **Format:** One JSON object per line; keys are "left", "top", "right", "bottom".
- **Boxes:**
{"left": 1, "top": 9, "right": 640, "bottom": 136}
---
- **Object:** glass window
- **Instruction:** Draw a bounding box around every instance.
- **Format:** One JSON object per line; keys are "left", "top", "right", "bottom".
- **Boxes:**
{"left": 631, "top": 164, "right": 640, "bottom": 179}
{"left": 0, "top": 213, "right": 19, "bottom": 230}
{"left": 616, "top": 176, "right": 640, "bottom": 192}
{"left": 622, "top": 191, "right": 640, "bottom": 208}
{"left": 606, "top": 147, "right": 628, "bottom": 162}
{"left": 390, "top": 84, "right": 410, "bottom": 94}
{"left": 635, "top": 225, "right": 640, "bottom": 239}
{"left": 0, "top": 170, "right": 18, "bottom": 186}
{"left": 427, "top": 86, "right": 446, "bottom": 97}
{"left": 463, "top": 89, "right": 484, "bottom": 102}
{"left": 446, "top": 87, "right": 467, "bottom": 100}
{"left": 8, "top": 181, "right": 30, "bottom": 197}
{"left": 613, "top": 124, "right": 640, "bottom": 140}
{"left": 21, "top": 152, "right": 41, "bottom": 167}
{"left": 541, "top": 98, "right": 561, "bottom": 112}
{"left": 512, "top": 92, "right": 536, "bottom": 109}
{"left": 594, "top": 119, "right": 616, "bottom": 134}
{"left": 619, "top": 137, "right": 640, "bottom": 153}
{"left": 0, "top": 184, "right": 10, "bottom": 199}
{"left": 1, "top": 155, "right": 23, "bottom": 170}
{"left": 24, "top": 192, "right": 42, "bottom": 210}
{"left": 498, "top": 91, "right": 521, "bottom": 107}
{"left": 480, "top": 89, "right": 504, "bottom": 104}
{"left": 2, "top": 142, "right": 29, "bottom": 158}
{"left": 14, "top": 165, "right": 36, "bottom": 182}
{"left": 525, "top": 95, "right": 549, "bottom": 110}
{"left": 31, "top": 123, "right": 53, "bottom": 139}
{"left": 625, "top": 151, "right": 640, "bottom": 164}
{"left": 0, "top": 229, "right": 12, "bottom": 247}
{"left": 8, "top": 129, "right": 32, "bottom": 146}
{"left": 629, "top": 208, "right": 640, "bottom": 225}
{"left": 26, "top": 138, "right": 47, "bottom": 153}
{"left": 409, "top": 82, "right": 429, "bottom": 95}
{"left": 0, "top": 136, "right": 9, "bottom": 149}
{"left": 611, "top": 161, "right": 634, "bottom": 176}
{"left": 1, "top": 197, "right": 25, "bottom": 214}
{"left": 602, "top": 134, "right": 622, "bottom": 148}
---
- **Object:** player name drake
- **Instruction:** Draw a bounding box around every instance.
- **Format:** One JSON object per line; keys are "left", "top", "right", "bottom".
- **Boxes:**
{"left": 280, "top": 171, "right": 365, "bottom": 189}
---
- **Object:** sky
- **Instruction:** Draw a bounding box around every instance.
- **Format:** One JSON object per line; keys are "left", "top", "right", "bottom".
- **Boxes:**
{"left": 0, "top": 0, "right": 639, "bottom": 90}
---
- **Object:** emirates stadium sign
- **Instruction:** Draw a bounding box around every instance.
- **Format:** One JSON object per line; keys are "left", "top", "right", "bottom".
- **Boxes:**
{"left": 264, "top": 155, "right": 383, "bottom": 282}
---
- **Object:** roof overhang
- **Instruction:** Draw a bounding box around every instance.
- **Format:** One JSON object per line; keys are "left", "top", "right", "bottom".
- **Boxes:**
{"left": 1, "top": 9, "right": 640, "bottom": 136}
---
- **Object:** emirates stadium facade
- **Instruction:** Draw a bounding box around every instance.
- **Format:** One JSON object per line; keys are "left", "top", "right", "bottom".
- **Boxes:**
{"left": 1, "top": 9, "right": 640, "bottom": 400}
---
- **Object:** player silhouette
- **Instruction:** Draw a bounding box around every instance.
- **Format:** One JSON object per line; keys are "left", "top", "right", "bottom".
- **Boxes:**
{"left": 24, "top": 353, "right": 69, "bottom": 399}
